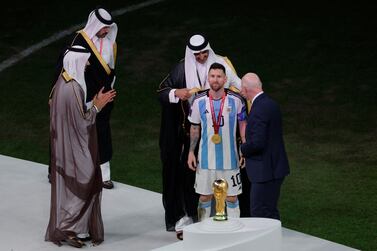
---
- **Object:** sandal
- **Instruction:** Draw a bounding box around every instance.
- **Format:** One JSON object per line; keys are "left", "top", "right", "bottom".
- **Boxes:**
{"left": 65, "top": 235, "right": 84, "bottom": 248}
{"left": 77, "top": 235, "right": 92, "bottom": 242}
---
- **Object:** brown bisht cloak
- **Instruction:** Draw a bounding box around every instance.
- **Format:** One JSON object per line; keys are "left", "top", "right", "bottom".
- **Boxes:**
{"left": 51, "top": 31, "right": 116, "bottom": 164}
{"left": 45, "top": 74, "right": 104, "bottom": 245}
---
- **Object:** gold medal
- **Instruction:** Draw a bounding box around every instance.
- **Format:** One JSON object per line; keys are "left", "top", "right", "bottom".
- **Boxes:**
{"left": 189, "top": 87, "right": 201, "bottom": 95}
{"left": 212, "top": 134, "right": 222, "bottom": 144}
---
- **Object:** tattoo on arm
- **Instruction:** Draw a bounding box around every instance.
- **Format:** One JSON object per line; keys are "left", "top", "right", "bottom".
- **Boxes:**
{"left": 190, "top": 125, "right": 200, "bottom": 152}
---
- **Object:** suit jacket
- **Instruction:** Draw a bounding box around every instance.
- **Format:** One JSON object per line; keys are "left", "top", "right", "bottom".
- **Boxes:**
{"left": 241, "top": 93, "right": 290, "bottom": 183}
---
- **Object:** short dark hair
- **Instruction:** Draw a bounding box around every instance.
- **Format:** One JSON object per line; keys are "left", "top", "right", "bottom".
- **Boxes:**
{"left": 209, "top": 63, "right": 226, "bottom": 75}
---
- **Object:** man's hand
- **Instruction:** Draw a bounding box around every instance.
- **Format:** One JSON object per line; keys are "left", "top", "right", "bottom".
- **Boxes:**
{"left": 93, "top": 87, "right": 117, "bottom": 111}
{"left": 239, "top": 144, "right": 245, "bottom": 168}
{"left": 239, "top": 156, "right": 245, "bottom": 169}
{"left": 187, "top": 151, "right": 197, "bottom": 171}
{"left": 175, "top": 88, "right": 192, "bottom": 101}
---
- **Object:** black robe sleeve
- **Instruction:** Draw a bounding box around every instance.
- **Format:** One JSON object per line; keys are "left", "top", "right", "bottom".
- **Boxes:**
{"left": 158, "top": 60, "right": 186, "bottom": 106}
{"left": 157, "top": 61, "right": 187, "bottom": 160}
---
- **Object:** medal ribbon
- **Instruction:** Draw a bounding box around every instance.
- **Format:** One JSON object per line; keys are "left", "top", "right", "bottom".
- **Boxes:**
{"left": 209, "top": 92, "right": 226, "bottom": 135}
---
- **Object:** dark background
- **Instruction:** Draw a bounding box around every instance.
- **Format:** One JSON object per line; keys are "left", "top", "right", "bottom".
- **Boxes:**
{"left": 0, "top": 1, "right": 376, "bottom": 250}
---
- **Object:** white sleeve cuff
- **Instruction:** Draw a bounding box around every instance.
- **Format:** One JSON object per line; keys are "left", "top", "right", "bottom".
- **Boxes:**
{"left": 110, "top": 76, "right": 116, "bottom": 89}
{"left": 169, "top": 89, "right": 180, "bottom": 103}
{"left": 93, "top": 104, "right": 100, "bottom": 113}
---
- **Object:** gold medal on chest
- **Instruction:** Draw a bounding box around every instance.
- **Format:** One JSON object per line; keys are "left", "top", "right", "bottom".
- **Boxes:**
{"left": 211, "top": 134, "right": 222, "bottom": 144}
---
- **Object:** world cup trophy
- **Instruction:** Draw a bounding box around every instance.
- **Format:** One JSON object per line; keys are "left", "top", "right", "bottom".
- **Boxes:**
{"left": 213, "top": 179, "right": 228, "bottom": 221}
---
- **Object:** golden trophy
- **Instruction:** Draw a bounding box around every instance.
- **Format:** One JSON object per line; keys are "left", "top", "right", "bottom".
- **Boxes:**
{"left": 213, "top": 179, "right": 228, "bottom": 221}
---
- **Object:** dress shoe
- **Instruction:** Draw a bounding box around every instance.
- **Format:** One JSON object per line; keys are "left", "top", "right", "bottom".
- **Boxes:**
{"left": 103, "top": 180, "right": 114, "bottom": 189}
{"left": 176, "top": 231, "right": 183, "bottom": 240}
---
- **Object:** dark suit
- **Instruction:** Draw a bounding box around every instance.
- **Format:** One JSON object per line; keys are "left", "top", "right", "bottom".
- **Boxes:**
{"left": 241, "top": 93, "right": 289, "bottom": 220}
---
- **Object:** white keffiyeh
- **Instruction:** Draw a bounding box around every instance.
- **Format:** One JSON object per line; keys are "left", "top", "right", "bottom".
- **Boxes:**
{"left": 63, "top": 45, "right": 91, "bottom": 102}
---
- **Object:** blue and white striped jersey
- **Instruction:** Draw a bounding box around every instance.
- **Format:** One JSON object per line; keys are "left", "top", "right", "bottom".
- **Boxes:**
{"left": 188, "top": 89, "right": 247, "bottom": 170}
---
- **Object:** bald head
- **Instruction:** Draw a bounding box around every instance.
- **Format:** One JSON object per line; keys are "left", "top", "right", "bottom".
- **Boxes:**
{"left": 241, "top": 73, "right": 263, "bottom": 101}
{"left": 242, "top": 73, "right": 262, "bottom": 89}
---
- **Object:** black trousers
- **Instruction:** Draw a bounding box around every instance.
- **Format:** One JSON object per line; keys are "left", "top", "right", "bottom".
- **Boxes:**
{"left": 96, "top": 102, "right": 113, "bottom": 164}
{"left": 238, "top": 167, "right": 251, "bottom": 217}
{"left": 250, "top": 178, "right": 284, "bottom": 220}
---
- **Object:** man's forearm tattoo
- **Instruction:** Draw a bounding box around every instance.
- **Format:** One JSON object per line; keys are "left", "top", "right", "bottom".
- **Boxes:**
{"left": 190, "top": 125, "right": 200, "bottom": 152}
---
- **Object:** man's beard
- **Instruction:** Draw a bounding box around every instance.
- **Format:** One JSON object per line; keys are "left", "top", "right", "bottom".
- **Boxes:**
{"left": 210, "top": 82, "right": 222, "bottom": 92}
{"left": 97, "top": 32, "right": 108, "bottom": 38}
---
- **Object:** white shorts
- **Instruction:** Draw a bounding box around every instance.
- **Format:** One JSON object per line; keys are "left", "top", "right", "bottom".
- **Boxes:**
{"left": 195, "top": 168, "right": 242, "bottom": 196}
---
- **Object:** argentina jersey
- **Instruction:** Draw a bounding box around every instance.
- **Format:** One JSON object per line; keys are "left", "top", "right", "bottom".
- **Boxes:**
{"left": 188, "top": 89, "right": 247, "bottom": 170}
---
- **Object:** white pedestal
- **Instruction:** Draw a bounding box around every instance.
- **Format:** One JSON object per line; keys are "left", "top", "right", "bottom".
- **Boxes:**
{"left": 182, "top": 217, "right": 282, "bottom": 251}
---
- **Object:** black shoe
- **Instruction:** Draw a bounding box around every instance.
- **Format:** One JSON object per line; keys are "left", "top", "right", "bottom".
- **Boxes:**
{"left": 103, "top": 180, "right": 114, "bottom": 189}
{"left": 176, "top": 231, "right": 183, "bottom": 240}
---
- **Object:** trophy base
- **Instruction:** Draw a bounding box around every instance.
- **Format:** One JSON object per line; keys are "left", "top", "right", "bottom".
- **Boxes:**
{"left": 183, "top": 217, "right": 281, "bottom": 251}
{"left": 213, "top": 214, "right": 227, "bottom": 221}
{"left": 197, "top": 217, "right": 244, "bottom": 232}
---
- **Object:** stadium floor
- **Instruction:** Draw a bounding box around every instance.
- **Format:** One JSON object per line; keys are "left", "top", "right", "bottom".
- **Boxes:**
{"left": 0, "top": 154, "right": 358, "bottom": 251}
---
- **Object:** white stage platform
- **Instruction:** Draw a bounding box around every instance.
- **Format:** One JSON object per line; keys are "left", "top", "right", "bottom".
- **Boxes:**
{"left": 0, "top": 154, "right": 359, "bottom": 251}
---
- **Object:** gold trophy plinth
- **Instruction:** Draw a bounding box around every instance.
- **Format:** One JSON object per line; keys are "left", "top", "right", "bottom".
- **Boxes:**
{"left": 213, "top": 179, "right": 228, "bottom": 221}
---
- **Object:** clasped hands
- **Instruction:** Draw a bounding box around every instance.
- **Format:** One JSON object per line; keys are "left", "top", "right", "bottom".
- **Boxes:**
{"left": 93, "top": 87, "right": 117, "bottom": 112}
